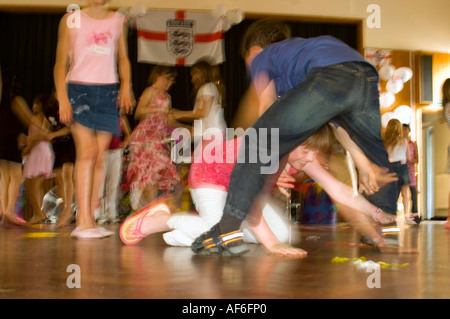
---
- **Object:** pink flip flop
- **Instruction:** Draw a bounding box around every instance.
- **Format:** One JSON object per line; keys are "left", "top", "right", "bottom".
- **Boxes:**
{"left": 120, "top": 202, "right": 171, "bottom": 245}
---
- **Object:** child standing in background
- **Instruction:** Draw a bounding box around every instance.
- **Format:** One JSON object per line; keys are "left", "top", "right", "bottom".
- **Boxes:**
{"left": 22, "top": 93, "right": 55, "bottom": 224}
{"left": 44, "top": 92, "right": 77, "bottom": 227}
{"left": 97, "top": 114, "right": 131, "bottom": 224}
{"left": 126, "top": 66, "right": 181, "bottom": 211}
{"left": 171, "top": 60, "right": 227, "bottom": 145}
{"left": 384, "top": 119, "right": 412, "bottom": 220}
{"left": 402, "top": 124, "right": 420, "bottom": 224}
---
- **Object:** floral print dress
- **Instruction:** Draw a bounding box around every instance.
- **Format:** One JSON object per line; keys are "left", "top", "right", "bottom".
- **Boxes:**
{"left": 126, "top": 90, "right": 180, "bottom": 192}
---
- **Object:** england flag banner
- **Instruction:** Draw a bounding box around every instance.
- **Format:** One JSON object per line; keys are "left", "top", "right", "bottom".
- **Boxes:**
{"left": 137, "top": 10, "right": 225, "bottom": 66}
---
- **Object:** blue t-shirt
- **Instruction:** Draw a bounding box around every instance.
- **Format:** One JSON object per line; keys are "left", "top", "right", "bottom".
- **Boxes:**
{"left": 249, "top": 36, "right": 366, "bottom": 96}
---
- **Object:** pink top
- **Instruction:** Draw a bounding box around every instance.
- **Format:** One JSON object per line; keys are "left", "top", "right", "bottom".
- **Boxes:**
{"left": 407, "top": 141, "right": 417, "bottom": 186}
{"left": 189, "top": 136, "right": 242, "bottom": 191}
{"left": 67, "top": 11, "right": 125, "bottom": 84}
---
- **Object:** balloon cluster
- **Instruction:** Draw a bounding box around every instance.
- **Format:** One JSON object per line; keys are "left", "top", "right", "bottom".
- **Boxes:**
{"left": 381, "top": 104, "right": 412, "bottom": 127}
{"left": 379, "top": 65, "right": 413, "bottom": 108}
{"left": 378, "top": 64, "right": 413, "bottom": 126}
{"left": 116, "top": 3, "right": 146, "bottom": 18}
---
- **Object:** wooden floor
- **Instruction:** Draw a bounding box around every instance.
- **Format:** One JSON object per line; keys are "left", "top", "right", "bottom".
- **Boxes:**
{"left": 0, "top": 219, "right": 449, "bottom": 300}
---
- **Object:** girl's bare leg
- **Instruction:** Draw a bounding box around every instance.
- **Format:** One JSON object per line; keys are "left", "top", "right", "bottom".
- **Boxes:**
{"left": 71, "top": 123, "right": 100, "bottom": 231}
{"left": 0, "top": 160, "right": 23, "bottom": 223}
{"left": 56, "top": 163, "right": 75, "bottom": 227}
{"left": 90, "top": 131, "right": 112, "bottom": 221}
{"left": 0, "top": 160, "right": 9, "bottom": 218}
{"left": 26, "top": 176, "right": 47, "bottom": 224}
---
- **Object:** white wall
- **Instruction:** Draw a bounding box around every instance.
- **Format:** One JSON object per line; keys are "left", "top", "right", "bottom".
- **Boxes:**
{"left": 1, "top": 0, "right": 450, "bottom": 53}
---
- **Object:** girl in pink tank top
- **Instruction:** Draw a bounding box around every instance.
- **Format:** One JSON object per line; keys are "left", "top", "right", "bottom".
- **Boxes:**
{"left": 54, "top": 0, "right": 135, "bottom": 238}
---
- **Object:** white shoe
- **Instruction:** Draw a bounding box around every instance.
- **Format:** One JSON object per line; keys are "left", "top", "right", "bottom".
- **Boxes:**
{"left": 71, "top": 227, "right": 104, "bottom": 239}
{"left": 96, "top": 227, "right": 114, "bottom": 237}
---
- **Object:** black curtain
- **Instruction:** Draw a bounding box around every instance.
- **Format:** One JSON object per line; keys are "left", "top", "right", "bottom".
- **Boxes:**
{"left": 0, "top": 12, "right": 61, "bottom": 105}
{"left": 1, "top": 11, "right": 358, "bottom": 128}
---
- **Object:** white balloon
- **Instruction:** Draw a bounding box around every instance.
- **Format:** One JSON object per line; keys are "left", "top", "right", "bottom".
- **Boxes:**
{"left": 226, "top": 9, "right": 244, "bottom": 25}
{"left": 381, "top": 112, "right": 395, "bottom": 128}
{"left": 117, "top": 7, "right": 130, "bottom": 17}
{"left": 379, "top": 91, "right": 396, "bottom": 108}
{"left": 393, "top": 67, "right": 413, "bottom": 83}
{"left": 394, "top": 105, "right": 412, "bottom": 124}
{"left": 378, "top": 65, "right": 395, "bottom": 81}
{"left": 222, "top": 19, "right": 231, "bottom": 31}
{"left": 130, "top": 2, "right": 147, "bottom": 16}
{"left": 212, "top": 3, "right": 228, "bottom": 19}
{"left": 386, "top": 79, "right": 404, "bottom": 94}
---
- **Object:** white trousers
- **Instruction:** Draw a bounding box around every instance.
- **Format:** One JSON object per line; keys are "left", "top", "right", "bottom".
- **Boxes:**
{"left": 162, "top": 188, "right": 289, "bottom": 247}
{"left": 97, "top": 149, "right": 123, "bottom": 220}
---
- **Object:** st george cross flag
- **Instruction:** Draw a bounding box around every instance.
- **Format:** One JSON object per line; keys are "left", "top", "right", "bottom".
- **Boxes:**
{"left": 136, "top": 10, "right": 225, "bottom": 66}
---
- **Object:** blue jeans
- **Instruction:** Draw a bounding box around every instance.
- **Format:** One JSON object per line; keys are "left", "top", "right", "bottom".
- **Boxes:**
{"left": 225, "top": 61, "right": 398, "bottom": 221}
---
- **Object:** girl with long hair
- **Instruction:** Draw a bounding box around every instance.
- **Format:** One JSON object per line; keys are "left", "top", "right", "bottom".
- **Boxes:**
{"left": 383, "top": 118, "right": 412, "bottom": 222}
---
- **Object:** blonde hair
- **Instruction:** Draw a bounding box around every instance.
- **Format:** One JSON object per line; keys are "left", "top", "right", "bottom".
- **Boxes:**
{"left": 383, "top": 118, "right": 406, "bottom": 150}
{"left": 302, "top": 125, "right": 334, "bottom": 155}
{"left": 147, "top": 65, "right": 177, "bottom": 86}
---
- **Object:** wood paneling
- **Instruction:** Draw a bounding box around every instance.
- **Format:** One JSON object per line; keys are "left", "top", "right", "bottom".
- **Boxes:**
{"left": 415, "top": 51, "right": 450, "bottom": 108}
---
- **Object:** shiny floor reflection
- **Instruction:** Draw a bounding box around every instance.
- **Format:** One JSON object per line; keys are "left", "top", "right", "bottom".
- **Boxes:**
{"left": 0, "top": 221, "right": 449, "bottom": 299}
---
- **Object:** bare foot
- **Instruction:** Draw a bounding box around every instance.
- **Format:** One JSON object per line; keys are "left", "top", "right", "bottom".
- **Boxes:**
{"left": 126, "top": 210, "right": 171, "bottom": 241}
{"left": 372, "top": 209, "right": 396, "bottom": 225}
{"left": 445, "top": 218, "right": 450, "bottom": 230}
{"left": 57, "top": 210, "right": 75, "bottom": 228}
{"left": 2, "top": 215, "right": 26, "bottom": 226}
{"left": 28, "top": 214, "right": 47, "bottom": 224}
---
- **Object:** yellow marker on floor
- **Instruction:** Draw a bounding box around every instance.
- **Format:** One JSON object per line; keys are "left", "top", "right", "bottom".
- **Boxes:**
{"left": 331, "top": 256, "right": 409, "bottom": 269}
{"left": 23, "top": 232, "right": 59, "bottom": 238}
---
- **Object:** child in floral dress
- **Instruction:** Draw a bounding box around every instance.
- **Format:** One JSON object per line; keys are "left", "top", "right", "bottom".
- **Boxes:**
{"left": 126, "top": 66, "right": 181, "bottom": 210}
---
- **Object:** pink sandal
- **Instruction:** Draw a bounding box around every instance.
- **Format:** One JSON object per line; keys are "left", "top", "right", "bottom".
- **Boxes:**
{"left": 120, "top": 202, "right": 171, "bottom": 245}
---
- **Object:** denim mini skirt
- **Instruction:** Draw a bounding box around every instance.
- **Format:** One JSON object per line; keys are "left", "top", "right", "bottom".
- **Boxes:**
{"left": 390, "top": 161, "right": 410, "bottom": 187}
{"left": 68, "top": 83, "right": 120, "bottom": 135}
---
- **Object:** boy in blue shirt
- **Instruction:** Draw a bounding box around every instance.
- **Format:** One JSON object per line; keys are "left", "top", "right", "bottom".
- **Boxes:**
{"left": 192, "top": 19, "right": 397, "bottom": 255}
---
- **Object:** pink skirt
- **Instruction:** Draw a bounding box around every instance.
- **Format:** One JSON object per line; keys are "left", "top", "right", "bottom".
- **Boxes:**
{"left": 23, "top": 141, "right": 55, "bottom": 179}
